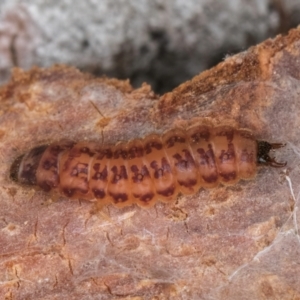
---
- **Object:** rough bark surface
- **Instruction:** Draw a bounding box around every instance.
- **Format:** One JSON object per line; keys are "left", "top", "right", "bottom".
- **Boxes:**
{"left": 1, "top": 27, "right": 300, "bottom": 299}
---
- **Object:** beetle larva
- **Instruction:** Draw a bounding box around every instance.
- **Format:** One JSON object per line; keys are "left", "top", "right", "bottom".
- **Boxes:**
{"left": 10, "top": 126, "right": 286, "bottom": 208}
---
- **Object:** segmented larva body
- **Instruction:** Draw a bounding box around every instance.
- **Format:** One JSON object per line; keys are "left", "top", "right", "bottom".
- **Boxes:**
{"left": 10, "top": 125, "right": 285, "bottom": 208}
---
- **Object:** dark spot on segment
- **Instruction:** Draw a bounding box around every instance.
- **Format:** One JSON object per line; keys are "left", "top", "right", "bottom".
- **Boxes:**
{"left": 38, "top": 157, "right": 60, "bottom": 190}
{"left": 157, "top": 184, "right": 175, "bottom": 197}
{"left": 93, "top": 188, "right": 106, "bottom": 199}
{"left": 80, "top": 147, "right": 95, "bottom": 156}
{"left": 97, "top": 149, "right": 113, "bottom": 159}
{"left": 109, "top": 192, "right": 128, "bottom": 203}
{"left": 142, "top": 166, "right": 151, "bottom": 177}
{"left": 92, "top": 164, "right": 108, "bottom": 181}
{"left": 239, "top": 131, "right": 254, "bottom": 140}
{"left": 220, "top": 171, "right": 237, "bottom": 182}
{"left": 173, "top": 149, "right": 195, "bottom": 170}
{"left": 197, "top": 144, "right": 216, "bottom": 167}
{"left": 93, "top": 163, "right": 100, "bottom": 171}
{"left": 216, "top": 129, "right": 234, "bottom": 142}
{"left": 166, "top": 135, "right": 186, "bottom": 148}
{"left": 111, "top": 165, "right": 128, "bottom": 183}
{"left": 191, "top": 130, "right": 210, "bottom": 143}
{"left": 177, "top": 178, "right": 197, "bottom": 187}
{"left": 42, "top": 160, "right": 51, "bottom": 170}
{"left": 150, "top": 157, "right": 171, "bottom": 179}
{"left": 135, "top": 192, "right": 155, "bottom": 203}
{"left": 128, "top": 146, "right": 144, "bottom": 159}
{"left": 113, "top": 149, "right": 128, "bottom": 159}
{"left": 144, "top": 141, "right": 163, "bottom": 154}
{"left": 131, "top": 165, "right": 150, "bottom": 183}
{"left": 173, "top": 153, "right": 188, "bottom": 169}
{"left": 219, "top": 143, "right": 235, "bottom": 163}
{"left": 183, "top": 149, "right": 196, "bottom": 165}
{"left": 202, "top": 173, "right": 218, "bottom": 183}
{"left": 131, "top": 165, "right": 142, "bottom": 182}
{"left": 43, "top": 159, "right": 56, "bottom": 170}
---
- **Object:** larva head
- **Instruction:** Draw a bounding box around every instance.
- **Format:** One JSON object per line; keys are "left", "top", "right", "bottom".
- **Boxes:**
{"left": 257, "top": 141, "right": 286, "bottom": 168}
{"left": 10, "top": 145, "right": 48, "bottom": 185}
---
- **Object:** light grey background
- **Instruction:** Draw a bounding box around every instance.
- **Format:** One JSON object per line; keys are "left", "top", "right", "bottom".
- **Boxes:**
{"left": 0, "top": 0, "right": 299, "bottom": 92}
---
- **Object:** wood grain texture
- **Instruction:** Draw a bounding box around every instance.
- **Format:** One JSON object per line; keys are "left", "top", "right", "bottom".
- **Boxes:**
{"left": 1, "top": 27, "right": 300, "bottom": 299}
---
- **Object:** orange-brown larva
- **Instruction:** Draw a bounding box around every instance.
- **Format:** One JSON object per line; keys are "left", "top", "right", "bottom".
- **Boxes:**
{"left": 10, "top": 125, "right": 286, "bottom": 208}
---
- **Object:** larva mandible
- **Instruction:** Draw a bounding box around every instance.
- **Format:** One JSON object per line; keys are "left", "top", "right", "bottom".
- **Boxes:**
{"left": 10, "top": 125, "right": 286, "bottom": 208}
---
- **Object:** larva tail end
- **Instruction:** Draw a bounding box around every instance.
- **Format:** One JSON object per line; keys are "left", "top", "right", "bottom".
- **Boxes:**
{"left": 257, "top": 141, "right": 287, "bottom": 168}
{"left": 10, "top": 155, "right": 24, "bottom": 182}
